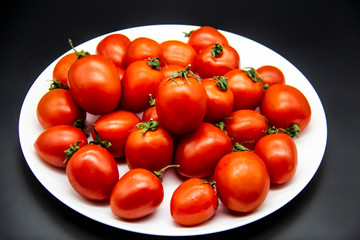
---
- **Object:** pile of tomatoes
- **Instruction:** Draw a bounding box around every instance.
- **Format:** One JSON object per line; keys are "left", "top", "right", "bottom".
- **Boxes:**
{"left": 33, "top": 26, "right": 311, "bottom": 226}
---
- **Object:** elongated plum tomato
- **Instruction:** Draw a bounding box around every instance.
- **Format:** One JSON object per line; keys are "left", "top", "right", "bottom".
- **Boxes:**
{"left": 186, "top": 26, "right": 229, "bottom": 53}
{"left": 66, "top": 144, "right": 119, "bottom": 201}
{"left": 52, "top": 52, "right": 77, "bottom": 87}
{"left": 110, "top": 168, "right": 164, "bottom": 220}
{"left": 67, "top": 55, "right": 121, "bottom": 115}
{"left": 34, "top": 125, "right": 88, "bottom": 168}
{"left": 214, "top": 151, "right": 270, "bottom": 212}
{"left": 170, "top": 178, "right": 218, "bottom": 226}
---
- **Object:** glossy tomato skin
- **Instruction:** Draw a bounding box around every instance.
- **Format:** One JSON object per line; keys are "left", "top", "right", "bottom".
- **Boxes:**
{"left": 255, "top": 133, "right": 298, "bottom": 184}
{"left": 34, "top": 125, "right": 88, "bottom": 168}
{"left": 170, "top": 178, "right": 218, "bottom": 226}
{"left": 225, "top": 69, "right": 264, "bottom": 110}
{"left": 110, "top": 168, "right": 164, "bottom": 220}
{"left": 202, "top": 77, "right": 234, "bottom": 123}
{"left": 96, "top": 33, "right": 130, "bottom": 69}
{"left": 124, "top": 37, "right": 162, "bottom": 67}
{"left": 52, "top": 52, "right": 77, "bottom": 87}
{"left": 260, "top": 84, "right": 311, "bottom": 132}
{"left": 224, "top": 109, "right": 268, "bottom": 150}
{"left": 214, "top": 151, "right": 270, "bottom": 213}
{"left": 67, "top": 55, "right": 121, "bottom": 115}
{"left": 142, "top": 105, "right": 159, "bottom": 122}
{"left": 175, "top": 122, "right": 232, "bottom": 179}
{"left": 256, "top": 65, "right": 285, "bottom": 87}
{"left": 125, "top": 126, "right": 174, "bottom": 172}
{"left": 160, "top": 40, "right": 197, "bottom": 71}
{"left": 92, "top": 110, "right": 140, "bottom": 159}
{"left": 36, "top": 89, "right": 86, "bottom": 129}
{"left": 120, "top": 60, "right": 164, "bottom": 113}
{"left": 187, "top": 26, "right": 229, "bottom": 53}
{"left": 156, "top": 76, "right": 207, "bottom": 135}
{"left": 66, "top": 144, "right": 119, "bottom": 201}
{"left": 196, "top": 43, "right": 240, "bottom": 79}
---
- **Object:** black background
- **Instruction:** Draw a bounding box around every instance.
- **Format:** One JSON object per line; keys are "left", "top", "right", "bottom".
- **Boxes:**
{"left": 1, "top": 0, "right": 359, "bottom": 239}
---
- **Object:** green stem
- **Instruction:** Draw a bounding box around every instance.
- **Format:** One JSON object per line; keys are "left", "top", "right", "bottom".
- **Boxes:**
{"left": 153, "top": 165, "right": 180, "bottom": 181}
{"left": 211, "top": 43, "right": 223, "bottom": 59}
{"left": 68, "top": 38, "right": 90, "bottom": 59}
{"left": 89, "top": 125, "right": 112, "bottom": 149}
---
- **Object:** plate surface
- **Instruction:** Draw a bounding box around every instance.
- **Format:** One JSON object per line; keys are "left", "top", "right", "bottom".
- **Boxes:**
{"left": 18, "top": 24, "right": 327, "bottom": 236}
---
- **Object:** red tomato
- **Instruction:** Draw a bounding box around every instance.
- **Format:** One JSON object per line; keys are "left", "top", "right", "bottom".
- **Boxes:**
{"left": 92, "top": 110, "right": 140, "bottom": 159}
{"left": 141, "top": 94, "right": 159, "bottom": 122}
{"left": 174, "top": 122, "right": 232, "bottom": 179}
{"left": 255, "top": 133, "right": 298, "bottom": 184}
{"left": 156, "top": 67, "right": 207, "bottom": 134}
{"left": 202, "top": 77, "right": 234, "bottom": 123}
{"left": 116, "top": 67, "right": 125, "bottom": 80}
{"left": 260, "top": 84, "right": 311, "bottom": 133}
{"left": 256, "top": 65, "right": 285, "bottom": 87}
{"left": 36, "top": 88, "right": 86, "bottom": 129}
{"left": 160, "top": 64, "right": 184, "bottom": 80}
{"left": 120, "top": 59, "right": 164, "bottom": 113}
{"left": 110, "top": 168, "right": 164, "bottom": 220}
{"left": 52, "top": 52, "right": 77, "bottom": 87}
{"left": 96, "top": 33, "right": 130, "bottom": 69}
{"left": 170, "top": 178, "right": 218, "bottom": 226}
{"left": 34, "top": 125, "right": 88, "bottom": 168}
{"left": 125, "top": 120, "right": 174, "bottom": 172}
{"left": 124, "top": 37, "right": 162, "bottom": 67}
{"left": 196, "top": 43, "right": 240, "bottom": 79}
{"left": 214, "top": 151, "right": 270, "bottom": 212}
{"left": 186, "top": 26, "right": 229, "bottom": 53}
{"left": 68, "top": 55, "right": 121, "bottom": 115}
{"left": 224, "top": 109, "right": 268, "bottom": 150}
{"left": 160, "top": 40, "right": 197, "bottom": 71}
{"left": 66, "top": 144, "right": 119, "bottom": 201}
{"left": 225, "top": 68, "right": 264, "bottom": 110}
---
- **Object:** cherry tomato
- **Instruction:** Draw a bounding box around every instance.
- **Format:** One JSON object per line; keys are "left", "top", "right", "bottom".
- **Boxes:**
{"left": 224, "top": 109, "right": 268, "bottom": 150}
{"left": 260, "top": 84, "right": 311, "bottom": 132}
{"left": 160, "top": 64, "right": 184, "bottom": 80}
{"left": 68, "top": 54, "right": 121, "bottom": 115}
{"left": 120, "top": 59, "right": 164, "bottom": 113}
{"left": 52, "top": 52, "right": 77, "bottom": 87}
{"left": 160, "top": 40, "right": 197, "bottom": 71}
{"left": 96, "top": 33, "right": 130, "bottom": 69}
{"left": 170, "top": 178, "right": 218, "bottom": 226}
{"left": 156, "top": 67, "right": 207, "bottom": 134}
{"left": 185, "top": 26, "right": 229, "bottom": 53}
{"left": 110, "top": 168, "right": 164, "bottom": 220}
{"left": 92, "top": 110, "right": 140, "bottom": 159}
{"left": 125, "top": 120, "right": 174, "bottom": 172}
{"left": 174, "top": 122, "right": 232, "bottom": 178}
{"left": 202, "top": 76, "right": 234, "bottom": 123}
{"left": 255, "top": 133, "right": 298, "bottom": 184}
{"left": 124, "top": 37, "right": 162, "bottom": 67}
{"left": 142, "top": 94, "right": 159, "bottom": 122}
{"left": 36, "top": 89, "right": 86, "bottom": 129}
{"left": 196, "top": 43, "right": 240, "bottom": 79}
{"left": 214, "top": 151, "right": 270, "bottom": 212}
{"left": 34, "top": 125, "right": 88, "bottom": 168}
{"left": 225, "top": 68, "right": 264, "bottom": 110}
{"left": 256, "top": 65, "right": 285, "bottom": 87}
{"left": 66, "top": 144, "right": 119, "bottom": 201}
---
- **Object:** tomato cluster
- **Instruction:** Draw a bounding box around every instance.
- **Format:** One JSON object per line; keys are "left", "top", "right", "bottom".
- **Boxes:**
{"left": 33, "top": 26, "right": 312, "bottom": 226}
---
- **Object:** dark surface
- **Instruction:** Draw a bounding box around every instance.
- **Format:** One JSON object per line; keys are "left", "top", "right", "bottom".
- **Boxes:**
{"left": 1, "top": 0, "right": 359, "bottom": 239}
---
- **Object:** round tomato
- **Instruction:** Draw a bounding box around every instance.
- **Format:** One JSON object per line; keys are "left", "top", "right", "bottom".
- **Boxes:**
{"left": 120, "top": 58, "right": 164, "bottom": 113}
{"left": 96, "top": 33, "right": 130, "bottom": 69}
{"left": 66, "top": 144, "right": 119, "bottom": 201}
{"left": 52, "top": 52, "right": 77, "bottom": 87}
{"left": 68, "top": 54, "right": 121, "bottom": 115}
{"left": 92, "top": 110, "right": 140, "bottom": 159}
{"left": 36, "top": 88, "right": 86, "bottom": 129}
{"left": 170, "top": 178, "right": 218, "bottom": 226}
{"left": 155, "top": 67, "right": 207, "bottom": 134}
{"left": 110, "top": 168, "right": 164, "bottom": 220}
{"left": 260, "top": 84, "right": 311, "bottom": 134}
{"left": 225, "top": 68, "right": 264, "bottom": 110}
{"left": 142, "top": 94, "right": 159, "bottom": 122}
{"left": 224, "top": 109, "right": 268, "bottom": 150}
{"left": 160, "top": 40, "right": 197, "bottom": 71}
{"left": 256, "top": 65, "right": 285, "bottom": 87}
{"left": 202, "top": 76, "right": 234, "bottom": 123}
{"left": 196, "top": 43, "right": 240, "bottom": 79}
{"left": 34, "top": 125, "right": 88, "bottom": 168}
{"left": 174, "top": 122, "right": 232, "bottom": 179}
{"left": 185, "top": 26, "right": 229, "bottom": 53}
{"left": 255, "top": 133, "right": 298, "bottom": 184}
{"left": 125, "top": 120, "right": 174, "bottom": 172}
{"left": 124, "top": 37, "right": 162, "bottom": 67}
{"left": 214, "top": 151, "right": 270, "bottom": 213}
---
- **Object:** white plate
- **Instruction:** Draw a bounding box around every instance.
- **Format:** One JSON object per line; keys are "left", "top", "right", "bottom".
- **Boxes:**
{"left": 18, "top": 24, "right": 327, "bottom": 236}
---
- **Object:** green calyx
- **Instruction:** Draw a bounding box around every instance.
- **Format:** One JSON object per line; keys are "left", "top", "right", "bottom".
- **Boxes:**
{"left": 168, "top": 65, "right": 200, "bottom": 84}
{"left": 183, "top": 30, "right": 194, "bottom": 38}
{"left": 68, "top": 38, "right": 90, "bottom": 59}
{"left": 89, "top": 125, "right": 112, "bottom": 149}
{"left": 152, "top": 165, "right": 180, "bottom": 182}
{"left": 146, "top": 57, "right": 165, "bottom": 70}
{"left": 214, "top": 121, "right": 227, "bottom": 134}
{"left": 135, "top": 119, "right": 160, "bottom": 134}
{"left": 64, "top": 141, "right": 83, "bottom": 163}
{"left": 266, "top": 124, "right": 301, "bottom": 138}
{"left": 211, "top": 76, "right": 229, "bottom": 91}
{"left": 148, "top": 94, "right": 156, "bottom": 107}
{"left": 232, "top": 142, "right": 252, "bottom": 152}
{"left": 49, "top": 80, "right": 68, "bottom": 90}
{"left": 211, "top": 43, "right": 223, "bottom": 59}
